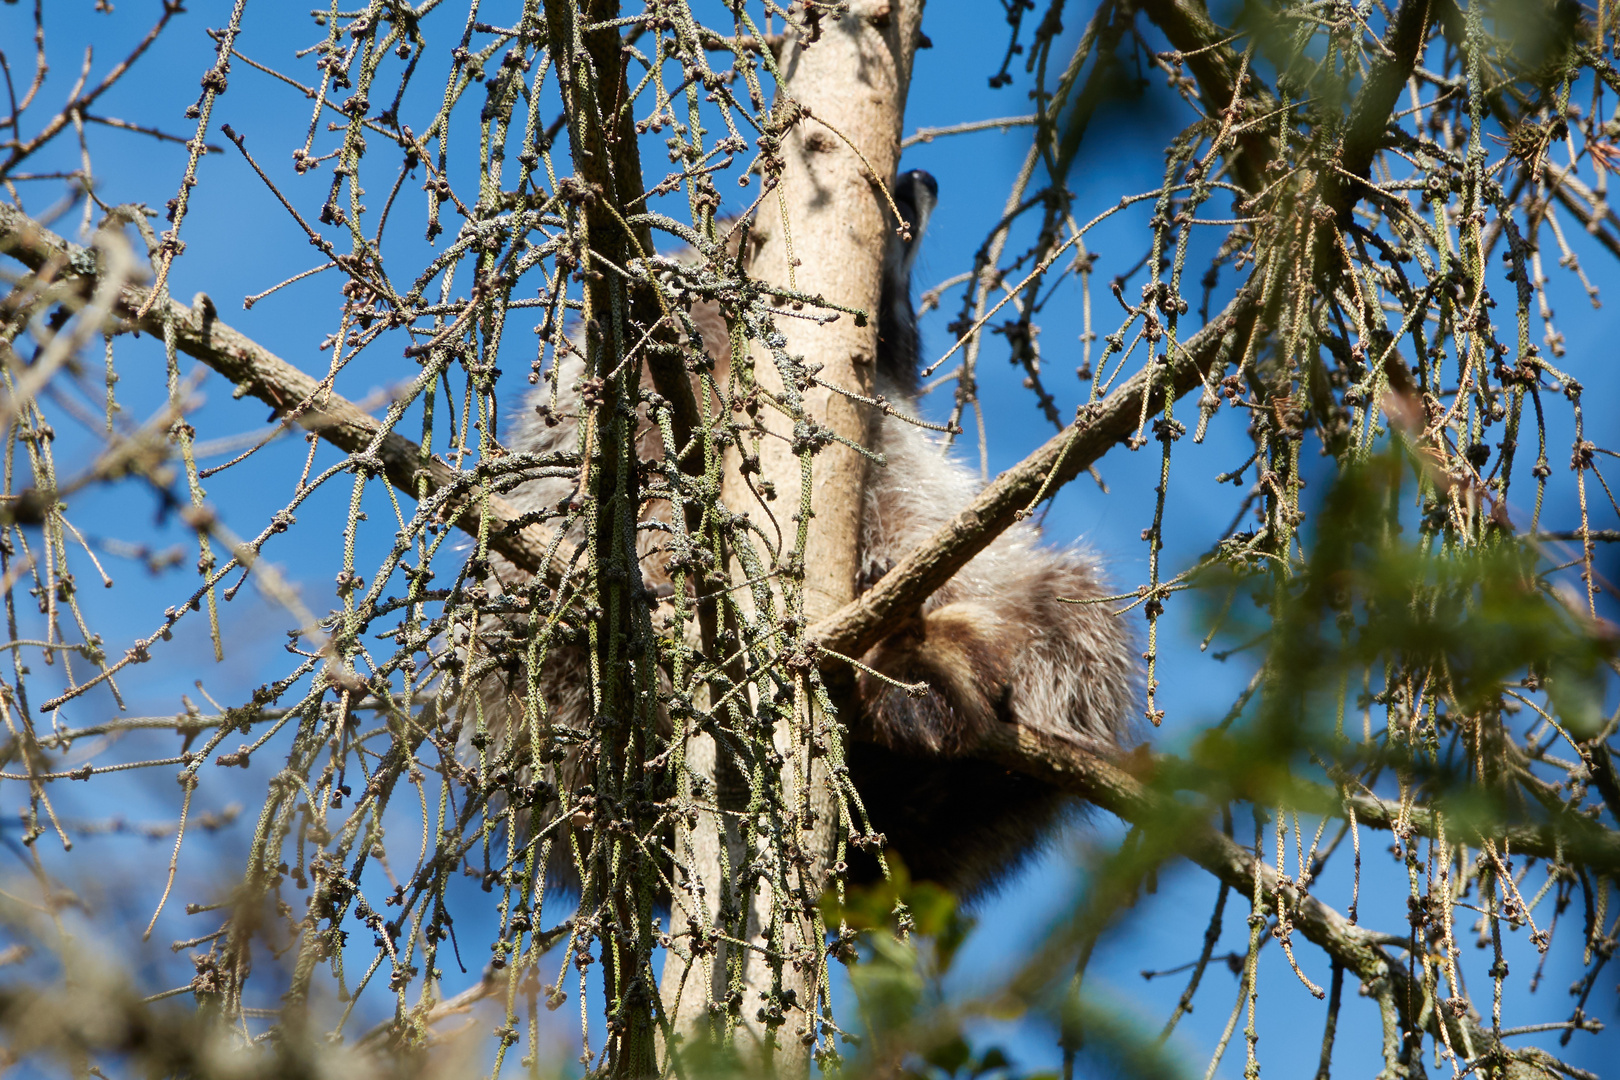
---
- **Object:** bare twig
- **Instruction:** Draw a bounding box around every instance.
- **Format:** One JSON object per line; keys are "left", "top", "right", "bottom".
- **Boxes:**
{"left": 0, "top": 203, "right": 569, "bottom": 583}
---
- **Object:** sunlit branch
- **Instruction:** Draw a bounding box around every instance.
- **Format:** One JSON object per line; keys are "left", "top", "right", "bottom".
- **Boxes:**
{"left": 0, "top": 203, "right": 571, "bottom": 584}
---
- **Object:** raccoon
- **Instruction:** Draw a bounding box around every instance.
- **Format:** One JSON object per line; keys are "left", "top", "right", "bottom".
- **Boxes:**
{"left": 481, "top": 170, "right": 1137, "bottom": 899}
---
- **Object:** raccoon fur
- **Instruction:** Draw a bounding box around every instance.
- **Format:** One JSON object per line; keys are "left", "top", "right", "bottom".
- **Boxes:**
{"left": 478, "top": 169, "right": 1137, "bottom": 900}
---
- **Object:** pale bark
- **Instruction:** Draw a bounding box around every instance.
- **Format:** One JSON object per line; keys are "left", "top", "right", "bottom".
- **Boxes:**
{"left": 702, "top": 0, "right": 926, "bottom": 1069}
{"left": 740, "top": 0, "right": 922, "bottom": 626}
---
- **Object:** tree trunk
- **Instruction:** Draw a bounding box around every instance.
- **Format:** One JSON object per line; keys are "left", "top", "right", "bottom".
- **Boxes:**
{"left": 657, "top": 1, "right": 925, "bottom": 1074}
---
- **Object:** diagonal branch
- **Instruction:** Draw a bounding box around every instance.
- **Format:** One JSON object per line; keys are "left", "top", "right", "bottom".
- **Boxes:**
{"left": 1325, "top": 0, "right": 1435, "bottom": 223}
{"left": 1138, "top": 0, "right": 1279, "bottom": 195}
{"left": 978, "top": 722, "right": 1596, "bottom": 1080}
{"left": 1140, "top": 0, "right": 1434, "bottom": 223}
{"left": 985, "top": 725, "right": 1620, "bottom": 877}
{"left": 808, "top": 278, "right": 1262, "bottom": 664}
{"left": 0, "top": 203, "right": 570, "bottom": 584}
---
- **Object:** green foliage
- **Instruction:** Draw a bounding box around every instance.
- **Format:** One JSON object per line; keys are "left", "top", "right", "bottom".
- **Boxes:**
{"left": 1205, "top": 449, "right": 1610, "bottom": 751}
{"left": 823, "top": 868, "right": 1062, "bottom": 1080}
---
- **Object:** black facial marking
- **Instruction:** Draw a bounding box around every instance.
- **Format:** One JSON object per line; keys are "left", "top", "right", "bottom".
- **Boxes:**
{"left": 878, "top": 168, "right": 938, "bottom": 394}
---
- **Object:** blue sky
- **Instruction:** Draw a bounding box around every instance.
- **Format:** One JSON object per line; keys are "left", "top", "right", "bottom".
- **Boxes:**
{"left": 0, "top": 1, "right": 1615, "bottom": 1076}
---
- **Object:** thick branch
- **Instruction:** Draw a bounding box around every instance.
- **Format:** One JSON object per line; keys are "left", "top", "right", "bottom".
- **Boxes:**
{"left": 810, "top": 279, "right": 1260, "bottom": 664}
{"left": 1326, "top": 0, "right": 1434, "bottom": 222}
{"left": 1140, "top": 0, "right": 1433, "bottom": 221}
{"left": 0, "top": 203, "right": 569, "bottom": 584}
{"left": 984, "top": 725, "right": 1620, "bottom": 877}
{"left": 977, "top": 722, "right": 1594, "bottom": 1079}
{"left": 706, "top": 1, "right": 925, "bottom": 1068}
{"left": 559, "top": 5, "right": 706, "bottom": 496}
{"left": 1137, "top": 0, "right": 1278, "bottom": 195}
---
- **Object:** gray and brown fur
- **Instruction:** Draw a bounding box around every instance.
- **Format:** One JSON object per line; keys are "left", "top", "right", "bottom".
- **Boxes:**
{"left": 482, "top": 171, "right": 1137, "bottom": 900}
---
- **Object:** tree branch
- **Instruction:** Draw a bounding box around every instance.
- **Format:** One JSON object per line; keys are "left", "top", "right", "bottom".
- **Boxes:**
{"left": 809, "top": 278, "right": 1261, "bottom": 665}
{"left": 983, "top": 723, "right": 1620, "bottom": 876}
{"left": 1139, "top": 0, "right": 1434, "bottom": 223}
{"left": 1326, "top": 0, "right": 1434, "bottom": 222}
{"left": 0, "top": 203, "right": 570, "bottom": 584}
{"left": 976, "top": 722, "right": 1596, "bottom": 1080}
{"left": 1137, "top": 0, "right": 1278, "bottom": 195}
